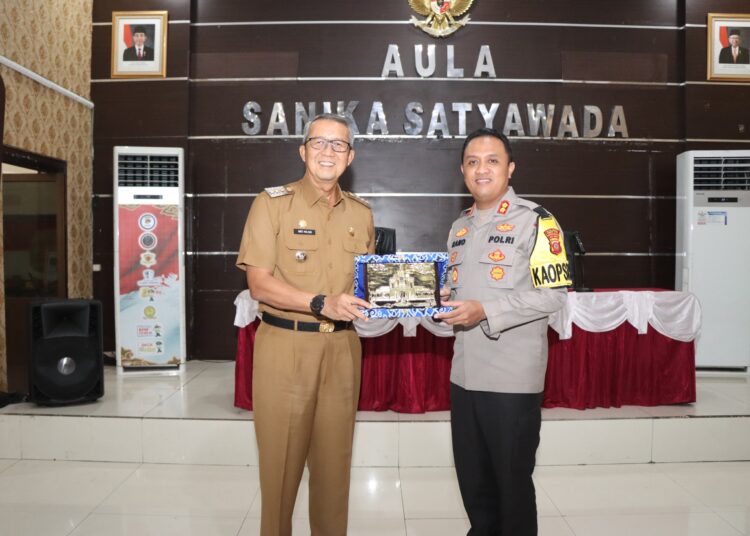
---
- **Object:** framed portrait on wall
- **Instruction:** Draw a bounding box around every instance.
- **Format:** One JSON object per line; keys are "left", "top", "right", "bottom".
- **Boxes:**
{"left": 707, "top": 13, "right": 750, "bottom": 81}
{"left": 111, "top": 11, "right": 168, "bottom": 79}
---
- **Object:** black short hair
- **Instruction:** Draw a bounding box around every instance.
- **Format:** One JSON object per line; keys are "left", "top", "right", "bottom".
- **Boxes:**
{"left": 461, "top": 128, "right": 513, "bottom": 164}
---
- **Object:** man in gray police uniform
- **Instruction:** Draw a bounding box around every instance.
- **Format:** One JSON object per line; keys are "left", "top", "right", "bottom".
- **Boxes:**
{"left": 436, "top": 128, "right": 569, "bottom": 536}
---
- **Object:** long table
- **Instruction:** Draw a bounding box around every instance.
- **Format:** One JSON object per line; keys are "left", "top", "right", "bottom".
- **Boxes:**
{"left": 234, "top": 290, "right": 700, "bottom": 412}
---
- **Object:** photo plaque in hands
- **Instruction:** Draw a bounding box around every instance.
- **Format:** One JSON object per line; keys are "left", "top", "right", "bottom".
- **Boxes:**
{"left": 354, "top": 253, "right": 454, "bottom": 318}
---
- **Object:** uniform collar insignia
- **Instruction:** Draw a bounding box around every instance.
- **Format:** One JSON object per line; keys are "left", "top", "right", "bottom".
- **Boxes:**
{"left": 264, "top": 186, "right": 292, "bottom": 198}
{"left": 494, "top": 187, "right": 518, "bottom": 216}
{"left": 343, "top": 191, "right": 371, "bottom": 208}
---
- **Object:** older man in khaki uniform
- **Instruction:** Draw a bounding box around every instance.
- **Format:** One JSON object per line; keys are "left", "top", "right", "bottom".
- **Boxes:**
{"left": 236, "top": 113, "right": 374, "bottom": 536}
{"left": 436, "top": 128, "right": 568, "bottom": 536}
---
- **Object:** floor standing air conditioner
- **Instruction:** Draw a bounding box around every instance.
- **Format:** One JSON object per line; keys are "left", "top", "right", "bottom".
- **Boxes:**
{"left": 676, "top": 150, "right": 750, "bottom": 369}
{"left": 114, "top": 147, "right": 186, "bottom": 372}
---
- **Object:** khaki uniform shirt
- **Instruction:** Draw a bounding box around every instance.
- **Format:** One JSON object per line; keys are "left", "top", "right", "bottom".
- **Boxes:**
{"left": 446, "top": 187, "right": 567, "bottom": 393}
{"left": 236, "top": 177, "right": 375, "bottom": 321}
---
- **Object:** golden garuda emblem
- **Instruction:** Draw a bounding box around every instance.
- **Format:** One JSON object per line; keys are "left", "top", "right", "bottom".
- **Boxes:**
{"left": 408, "top": 0, "right": 474, "bottom": 38}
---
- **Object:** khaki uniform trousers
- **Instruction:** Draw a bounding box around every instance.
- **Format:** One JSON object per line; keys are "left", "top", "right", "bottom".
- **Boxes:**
{"left": 253, "top": 321, "right": 362, "bottom": 536}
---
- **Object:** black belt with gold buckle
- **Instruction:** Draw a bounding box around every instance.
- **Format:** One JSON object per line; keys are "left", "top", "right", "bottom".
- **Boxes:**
{"left": 262, "top": 312, "right": 350, "bottom": 333}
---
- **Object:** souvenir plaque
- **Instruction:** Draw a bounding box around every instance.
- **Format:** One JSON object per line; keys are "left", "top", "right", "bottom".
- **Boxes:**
{"left": 354, "top": 253, "right": 453, "bottom": 318}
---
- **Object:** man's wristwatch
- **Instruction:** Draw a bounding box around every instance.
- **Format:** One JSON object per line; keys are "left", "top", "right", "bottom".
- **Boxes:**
{"left": 310, "top": 294, "right": 326, "bottom": 316}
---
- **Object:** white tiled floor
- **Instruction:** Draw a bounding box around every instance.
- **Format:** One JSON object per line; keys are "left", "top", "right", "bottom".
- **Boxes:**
{"left": 1, "top": 363, "right": 750, "bottom": 533}
{"left": 0, "top": 459, "right": 749, "bottom": 535}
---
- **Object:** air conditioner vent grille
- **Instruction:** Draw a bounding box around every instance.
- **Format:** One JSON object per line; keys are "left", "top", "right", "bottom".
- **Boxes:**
{"left": 693, "top": 157, "right": 750, "bottom": 191}
{"left": 117, "top": 154, "right": 180, "bottom": 187}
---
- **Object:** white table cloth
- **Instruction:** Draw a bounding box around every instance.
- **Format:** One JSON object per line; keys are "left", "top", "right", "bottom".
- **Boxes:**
{"left": 234, "top": 289, "right": 701, "bottom": 341}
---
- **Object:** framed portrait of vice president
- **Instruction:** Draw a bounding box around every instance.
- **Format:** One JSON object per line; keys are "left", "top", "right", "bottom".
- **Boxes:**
{"left": 707, "top": 13, "right": 750, "bottom": 81}
{"left": 111, "top": 11, "right": 168, "bottom": 79}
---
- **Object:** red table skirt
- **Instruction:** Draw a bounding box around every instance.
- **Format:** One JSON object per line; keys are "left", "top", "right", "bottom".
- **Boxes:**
{"left": 234, "top": 320, "right": 696, "bottom": 412}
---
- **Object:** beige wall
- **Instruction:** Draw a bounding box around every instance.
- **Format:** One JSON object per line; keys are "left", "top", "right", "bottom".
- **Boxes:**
{"left": 0, "top": 0, "right": 93, "bottom": 390}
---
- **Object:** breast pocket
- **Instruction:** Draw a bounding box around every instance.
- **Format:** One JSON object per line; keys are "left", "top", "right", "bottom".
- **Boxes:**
{"left": 478, "top": 243, "right": 518, "bottom": 289}
{"left": 343, "top": 238, "right": 369, "bottom": 275}
{"left": 283, "top": 233, "right": 320, "bottom": 274}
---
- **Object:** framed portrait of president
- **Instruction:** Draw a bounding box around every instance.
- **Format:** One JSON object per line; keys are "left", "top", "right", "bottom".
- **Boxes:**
{"left": 707, "top": 13, "right": 750, "bottom": 81}
{"left": 111, "top": 11, "right": 168, "bottom": 79}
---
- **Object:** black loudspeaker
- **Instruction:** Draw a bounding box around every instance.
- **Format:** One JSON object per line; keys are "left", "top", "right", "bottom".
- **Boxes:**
{"left": 29, "top": 300, "right": 104, "bottom": 406}
{"left": 374, "top": 227, "right": 397, "bottom": 255}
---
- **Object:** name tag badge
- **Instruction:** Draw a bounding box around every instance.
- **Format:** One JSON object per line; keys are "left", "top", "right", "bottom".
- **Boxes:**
{"left": 294, "top": 228, "right": 316, "bottom": 235}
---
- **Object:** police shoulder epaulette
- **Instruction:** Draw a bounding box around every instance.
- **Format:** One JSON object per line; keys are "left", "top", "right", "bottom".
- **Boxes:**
{"left": 533, "top": 206, "right": 552, "bottom": 218}
{"left": 264, "top": 186, "right": 293, "bottom": 198}
{"left": 344, "top": 191, "right": 371, "bottom": 208}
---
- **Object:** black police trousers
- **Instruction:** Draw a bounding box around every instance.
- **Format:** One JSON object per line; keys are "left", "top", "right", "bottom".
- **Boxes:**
{"left": 450, "top": 383, "right": 544, "bottom": 536}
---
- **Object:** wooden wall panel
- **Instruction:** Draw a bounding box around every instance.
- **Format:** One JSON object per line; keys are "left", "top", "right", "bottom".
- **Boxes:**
{"left": 193, "top": 256, "right": 248, "bottom": 292}
{"left": 199, "top": 194, "right": 675, "bottom": 255}
{"left": 580, "top": 256, "right": 676, "bottom": 290}
{"left": 193, "top": 1, "right": 678, "bottom": 26}
{"left": 190, "top": 25, "right": 680, "bottom": 81}
{"left": 92, "top": 82, "right": 189, "bottom": 138}
{"left": 188, "top": 254, "right": 678, "bottom": 309}
{"left": 685, "top": 85, "right": 750, "bottom": 140}
{"left": 190, "top": 290, "right": 240, "bottom": 360}
{"left": 684, "top": 27, "right": 710, "bottom": 82}
{"left": 91, "top": 1, "right": 191, "bottom": 354}
{"left": 90, "top": 0, "right": 750, "bottom": 359}
{"left": 91, "top": 196, "right": 115, "bottom": 351}
{"left": 189, "top": 139, "right": 680, "bottom": 197}
{"left": 93, "top": 0, "right": 190, "bottom": 22}
{"left": 686, "top": 1, "right": 746, "bottom": 25}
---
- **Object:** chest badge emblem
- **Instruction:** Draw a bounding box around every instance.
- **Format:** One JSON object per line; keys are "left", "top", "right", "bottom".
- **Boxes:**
{"left": 496, "top": 223, "right": 514, "bottom": 232}
{"left": 455, "top": 227, "right": 469, "bottom": 238}
{"left": 490, "top": 266, "right": 505, "bottom": 280}
{"left": 488, "top": 249, "right": 505, "bottom": 262}
{"left": 295, "top": 251, "right": 307, "bottom": 262}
